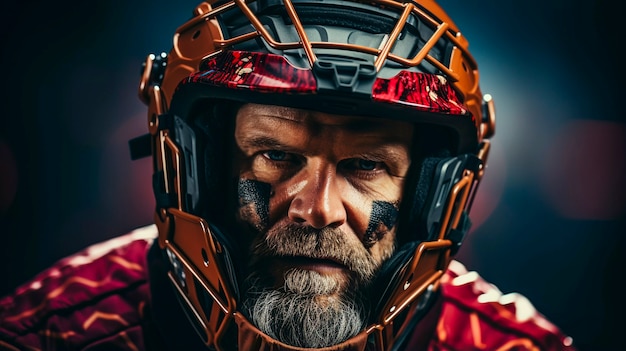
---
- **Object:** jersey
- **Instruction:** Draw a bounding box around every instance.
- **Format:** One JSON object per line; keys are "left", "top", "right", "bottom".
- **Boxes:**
{"left": 0, "top": 226, "right": 155, "bottom": 351}
{"left": 420, "top": 260, "right": 576, "bottom": 350}
{"left": 0, "top": 225, "right": 577, "bottom": 350}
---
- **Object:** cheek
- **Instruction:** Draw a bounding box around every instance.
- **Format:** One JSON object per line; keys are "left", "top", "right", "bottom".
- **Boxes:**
{"left": 369, "top": 228, "right": 396, "bottom": 264}
{"left": 237, "top": 179, "right": 272, "bottom": 233}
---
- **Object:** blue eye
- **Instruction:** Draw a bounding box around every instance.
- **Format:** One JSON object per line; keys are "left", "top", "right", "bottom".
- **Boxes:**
{"left": 357, "top": 159, "right": 377, "bottom": 170}
{"left": 264, "top": 150, "right": 288, "bottom": 161}
{"left": 340, "top": 158, "right": 383, "bottom": 172}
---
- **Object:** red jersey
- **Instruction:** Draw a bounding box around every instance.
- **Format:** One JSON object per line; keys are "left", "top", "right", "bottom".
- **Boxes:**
{"left": 0, "top": 225, "right": 576, "bottom": 350}
{"left": 421, "top": 260, "right": 576, "bottom": 350}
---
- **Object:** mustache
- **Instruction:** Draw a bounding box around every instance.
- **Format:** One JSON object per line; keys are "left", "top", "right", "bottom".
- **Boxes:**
{"left": 250, "top": 223, "right": 379, "bottom": 282}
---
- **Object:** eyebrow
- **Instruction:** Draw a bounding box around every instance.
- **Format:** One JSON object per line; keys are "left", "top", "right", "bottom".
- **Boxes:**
{"left": 356, "top": 145, "right": 410, "bottom": 166}
{"left": 239, "top": 135, "right": 287, "bottom": 150}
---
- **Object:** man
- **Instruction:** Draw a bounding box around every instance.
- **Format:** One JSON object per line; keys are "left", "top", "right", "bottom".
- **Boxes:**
{"left": 0, "top": 0, "right": 576, "bottom": 350}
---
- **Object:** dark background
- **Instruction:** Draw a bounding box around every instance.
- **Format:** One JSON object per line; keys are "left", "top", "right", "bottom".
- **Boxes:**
{"left": 1, "top": 1, "right": 624, "bottom": 350}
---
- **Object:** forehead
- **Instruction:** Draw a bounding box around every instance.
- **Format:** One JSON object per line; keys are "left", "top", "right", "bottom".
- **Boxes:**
{"left": 235, "top": 103, "right": 412, "bottom": 135}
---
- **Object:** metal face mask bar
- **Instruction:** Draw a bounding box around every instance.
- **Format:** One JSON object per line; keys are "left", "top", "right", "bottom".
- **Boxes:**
{"left": 140, "top": 0, "right": 492, "bottom": 137}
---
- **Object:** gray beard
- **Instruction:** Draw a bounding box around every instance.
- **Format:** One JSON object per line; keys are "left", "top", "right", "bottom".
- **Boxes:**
{"left": 243, "top": 268, "right": 368, "bottom": 348}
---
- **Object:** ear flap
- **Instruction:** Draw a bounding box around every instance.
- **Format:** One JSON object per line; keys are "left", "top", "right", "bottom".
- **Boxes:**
{"left": 180, "top": 100, "right": 239, "bottom": 223}
{"left": 173, "top": 115, "right": 202, "bottom": 211}
{"left": 402, "top": 154, "right": 451, "bottom": 242}
{"left": 396, "top": 150, "right": 481, "bottom": 252}
{"left": 170, "top": 100, "right": 243, "bottom": 266}
{"left": 420, "top": 156, "right": 473, "bottom": 240}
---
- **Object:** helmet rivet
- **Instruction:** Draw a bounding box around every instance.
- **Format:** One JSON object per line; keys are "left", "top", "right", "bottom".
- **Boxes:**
{"left": 159, "top": 208, "right": 167, "bottom": 221}
{"left": 389, "top": 306, "right": 396, "bottom": 313}
{"left": 201, "top": 248, "right": 210, "bottom": 267}
{"left": 149, "top": 113, "right": 158, "bottom": 128}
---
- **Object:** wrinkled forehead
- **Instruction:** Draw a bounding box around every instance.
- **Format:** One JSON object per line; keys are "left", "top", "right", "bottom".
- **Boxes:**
{"left": 235, "top": 103, "right": 414, "bottom": 136}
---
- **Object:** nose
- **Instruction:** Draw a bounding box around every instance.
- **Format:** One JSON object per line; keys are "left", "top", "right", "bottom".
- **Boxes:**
{"left": 288, "top": 162, "right": 346, "bottom": 229}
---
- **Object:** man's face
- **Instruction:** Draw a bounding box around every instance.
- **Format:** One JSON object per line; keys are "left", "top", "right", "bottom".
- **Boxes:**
{"left": 232, "top": 103, "right": 413, "bottom": 347}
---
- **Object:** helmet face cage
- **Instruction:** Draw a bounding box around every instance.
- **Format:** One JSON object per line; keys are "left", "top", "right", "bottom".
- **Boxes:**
{"left": 136, "top": 0, "right": 495, "bottom": 349}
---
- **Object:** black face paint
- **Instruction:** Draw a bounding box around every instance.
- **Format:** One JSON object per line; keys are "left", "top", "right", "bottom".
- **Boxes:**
{"left": 238, "top": 179, "right": 272, "bottom": 232}
{"left": 363, "top": 201, "right": 399, "bottom": 248}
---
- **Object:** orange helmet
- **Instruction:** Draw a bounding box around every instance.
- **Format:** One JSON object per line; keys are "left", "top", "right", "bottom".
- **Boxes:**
{"left": 131, "top": 0, "right": 495, "bottom": 349}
